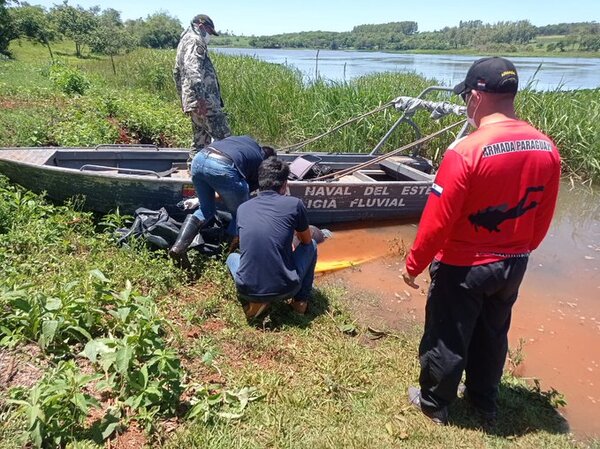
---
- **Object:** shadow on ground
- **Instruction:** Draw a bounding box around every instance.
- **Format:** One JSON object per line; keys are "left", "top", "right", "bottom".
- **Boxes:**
{"left": 243, "top": 288, "right": 330, "bottom": 331}
{"left": 449, "top": 381, "right": 570, "bottom": 437}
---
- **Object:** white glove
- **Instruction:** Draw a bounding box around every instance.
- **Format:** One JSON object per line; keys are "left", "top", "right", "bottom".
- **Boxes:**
{"left": 183, "top": 197, "right": 200, "bottom": 210}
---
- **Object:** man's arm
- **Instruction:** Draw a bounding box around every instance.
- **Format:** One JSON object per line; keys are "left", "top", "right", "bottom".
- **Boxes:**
{"left": 294, "top": 200, "right": 312, "bottom": 245}
{"left": 295, "top": 227, "right": 312, "bottom": 245}
{"left": 184, "top": 42, "right": 210, "bottom": 112}
{"left": 405, "top": 149, "right": 470, "bottom": 277}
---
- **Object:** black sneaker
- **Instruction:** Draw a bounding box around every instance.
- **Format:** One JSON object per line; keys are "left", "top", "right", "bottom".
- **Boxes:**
{"left": 408, "top": 386, "right": 449, "bottom": 425}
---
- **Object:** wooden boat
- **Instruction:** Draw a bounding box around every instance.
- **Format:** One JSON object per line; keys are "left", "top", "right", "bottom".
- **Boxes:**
{"left": 0, "top": 146, "right": 434, "bottom": 224}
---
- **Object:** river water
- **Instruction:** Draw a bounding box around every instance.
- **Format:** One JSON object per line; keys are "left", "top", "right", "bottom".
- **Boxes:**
{"left": 214, "top": 47, "right": 600, "bottom": 91}
{"left": 316, "top": 181, "right": 600, "bottom": 438}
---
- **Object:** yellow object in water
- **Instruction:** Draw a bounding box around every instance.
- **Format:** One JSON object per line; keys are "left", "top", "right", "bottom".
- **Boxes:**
{"left": 315, "top": 258, "right": 375, "bottom": 274}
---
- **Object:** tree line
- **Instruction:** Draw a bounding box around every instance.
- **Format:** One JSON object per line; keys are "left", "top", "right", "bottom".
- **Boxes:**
{"left": 0, "top": 1, "right": 184, "bottom": 65}
{"left": 1, "top": 1, "right": 599, "bottom": 60}
{"left": 248, "top": 20, "right": 600, "bottom": 53}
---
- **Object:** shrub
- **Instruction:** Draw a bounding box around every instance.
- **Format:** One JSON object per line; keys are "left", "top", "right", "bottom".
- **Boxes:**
{"left": 48, "top": 62, "right": 91, "bottom": 95}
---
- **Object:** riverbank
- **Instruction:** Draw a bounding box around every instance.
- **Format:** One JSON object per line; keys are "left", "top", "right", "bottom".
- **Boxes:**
{"left": 2, "top": 41, "right": 600, "bottom": 182}
{"left": 0, "top": 41, "right": 599, "bottom": 448}
{"left": 317, "top": 180, "right": 600, "bottom": 439}
{"left": 0, "top": 175, "right": 592, "bottom": 449}
{"left": 213, "top": 42, "right": 600, "bottom": 60}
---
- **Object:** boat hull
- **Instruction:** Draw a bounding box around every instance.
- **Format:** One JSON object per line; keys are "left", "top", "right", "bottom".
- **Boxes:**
{"left": 0, "top": 148, "right": 433, "bottom": 225}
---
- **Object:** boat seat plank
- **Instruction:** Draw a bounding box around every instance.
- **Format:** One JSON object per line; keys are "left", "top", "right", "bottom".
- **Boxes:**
{"left": 78, "top": 164, "right": 180, "bottom": 178}
{"left": 351, "top": 171, "right": 378, "bottom": 182}
{"left": 379, "top": 157, "right": 432, "bottom": 182}
{"left": 0, "top": 149, "right": 56, "bottom": 165}
{"left": 170, "top": 170, "right": 190, "bottom": 179}
{"left": 336, "top": 174, "right": 364, "bottom": 183}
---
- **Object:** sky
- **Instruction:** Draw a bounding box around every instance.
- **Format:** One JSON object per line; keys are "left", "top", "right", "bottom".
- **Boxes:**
{"left": 25, "top": 0, "right": 600, "bottom": 36}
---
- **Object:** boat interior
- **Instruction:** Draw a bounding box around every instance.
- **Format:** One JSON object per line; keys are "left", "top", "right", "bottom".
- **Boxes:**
{"left": 46, "top": 149, "right": 191, "bottom": 179}
{"left": 43, "top": 149, "right": 432, "bottom": 183}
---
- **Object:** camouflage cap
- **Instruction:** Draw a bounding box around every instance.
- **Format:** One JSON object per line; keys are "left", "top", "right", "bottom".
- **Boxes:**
{"left": 192, "top": 14, "right": 219, "bottom": 36}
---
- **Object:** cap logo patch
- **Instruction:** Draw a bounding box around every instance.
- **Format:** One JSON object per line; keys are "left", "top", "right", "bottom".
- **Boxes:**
{"left": 501, "top": 70, "right": 516, "bottom": 77}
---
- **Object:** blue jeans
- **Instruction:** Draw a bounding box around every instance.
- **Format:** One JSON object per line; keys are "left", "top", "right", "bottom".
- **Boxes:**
{"left": 190, "top": 152, "right": 249, "bottom": 236}
{"left": 226, "top": 240, "right": 318, "bottom": 302}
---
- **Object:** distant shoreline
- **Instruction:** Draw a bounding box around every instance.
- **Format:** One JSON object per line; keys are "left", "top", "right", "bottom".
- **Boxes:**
{"left": 212, "top": 44, "right": 600, "bottom": 60}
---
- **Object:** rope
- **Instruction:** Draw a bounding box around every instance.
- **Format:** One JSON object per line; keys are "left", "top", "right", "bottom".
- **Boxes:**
{"left": 278, "top": 101, "right": 395, "bottom": 153}
{"left": 310, "top": 119, "right": 466, "bottom": 181}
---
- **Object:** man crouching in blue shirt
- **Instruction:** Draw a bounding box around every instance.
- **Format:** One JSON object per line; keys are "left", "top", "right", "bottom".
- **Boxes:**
{"left": 225, "top": 157, "right": 318, "bottom": 319}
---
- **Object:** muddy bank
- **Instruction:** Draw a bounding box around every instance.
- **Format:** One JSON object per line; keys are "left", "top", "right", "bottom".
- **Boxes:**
{"left": 315, "top": 181, "right": 600, "bottom": 439}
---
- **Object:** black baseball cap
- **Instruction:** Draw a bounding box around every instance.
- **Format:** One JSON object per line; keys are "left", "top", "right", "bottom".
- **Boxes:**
{"left": 453, "top": 57, "right": 519, "bottom": 96}
{"left": 193, "top": 14, "right": 219, "bottom": 36}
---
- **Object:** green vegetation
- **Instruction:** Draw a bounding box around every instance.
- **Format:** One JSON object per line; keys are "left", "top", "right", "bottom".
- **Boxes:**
{"left": 0, "top": 176, "right": 591, "bottom": 448}
{"left": 2, "top": 2, "right": 183, "bottom": 59}
{"left": 248, "top": 20, "right": 600, "bottom": 56}
{"left": 0, "top": 177, "right": 263, "bottom": 447}
{"left": 2, "top": 1, "right": 599, "bottom": 58}
{"left": 0, "top": 0, "right": 18, "bottom": 57}
{"left": 0, "top": 36, "right": 599, "bottom": 449}
{"left": 211, "top": 34, "right": 252, "bottom": 48}
{"left": 518, "top": 89, "right": 600, "bottom": 178}
{"left": 1, "top": 40, "right": 600, "bottom": 180}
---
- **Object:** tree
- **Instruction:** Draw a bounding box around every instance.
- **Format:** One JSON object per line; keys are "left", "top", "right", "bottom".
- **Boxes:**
{"left": 10, "top": 2, "right": 57, "bottom": 60}
{"left": 88, "top": 9, "right": 135, "bottom": 74}
{"left": 50, "top": 1, "right": 98, "bottom": 57}
{"left": 138, "top": 12, "right": 182, "bottom": 49}
{"left": 0, "top": 0, "right": 19, "bottom": 57}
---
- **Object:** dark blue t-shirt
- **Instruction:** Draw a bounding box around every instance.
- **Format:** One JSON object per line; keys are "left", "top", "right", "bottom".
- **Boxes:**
{"left": 209, "top": 135, "right": 264, "bottom": 192}
{"left": 235, "top": 190, "right": 310, "bottom": 297}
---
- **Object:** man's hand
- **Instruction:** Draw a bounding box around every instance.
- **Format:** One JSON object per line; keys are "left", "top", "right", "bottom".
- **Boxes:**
{"left": 183, "top": 197, "right": 200, "bottom": 210}
{"left": 401, "top": 267, "right": 419, "bottom": 289}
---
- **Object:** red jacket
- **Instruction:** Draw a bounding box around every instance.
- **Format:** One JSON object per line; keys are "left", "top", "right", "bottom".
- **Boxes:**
{"left": 406, "top": 119, "right": 561, "bottom": 277}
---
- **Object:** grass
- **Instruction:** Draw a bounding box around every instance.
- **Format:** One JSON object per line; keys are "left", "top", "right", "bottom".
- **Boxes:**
{"left": 518, "top": 88, "right": 600, "bottom": 179}
{"left": 212, "top": 36, "right": 253, "bottom": 48}
{"left": 0, "top": 42, "right": 599, "bottom": 446}
{"left": 1, "top": 39, "right": 599, "bottom": 180}
{"left": 0, "top": 176, "right": 589, "bottom": 448}
{"left": 161, "top": 294, "right": 580, "bottom": 449}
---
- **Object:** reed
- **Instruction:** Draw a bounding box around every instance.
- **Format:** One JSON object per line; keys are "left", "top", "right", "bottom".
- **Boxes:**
{"left": 92, "top": 50, "right": 599, "bottom": 177}
{"left": 518, "top": 88, "right": 600, "bottom": 179}
{"left": 79, "top": 50, "right": 462, "bottom": 153}
{"left": 2, "top": 43, "right": 600, "bottom": 181}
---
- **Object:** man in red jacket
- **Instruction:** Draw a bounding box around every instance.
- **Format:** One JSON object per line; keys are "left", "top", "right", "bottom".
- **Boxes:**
{"left": 402, "top": 57, "right": 561, "bottom": 426}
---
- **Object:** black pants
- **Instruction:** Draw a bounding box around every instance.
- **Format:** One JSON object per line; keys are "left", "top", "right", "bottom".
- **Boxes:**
{"left": 418, "top": 257, "right": 528, "bottom": 414}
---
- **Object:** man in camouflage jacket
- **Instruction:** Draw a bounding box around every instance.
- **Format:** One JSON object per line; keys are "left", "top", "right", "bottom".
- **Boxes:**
{"left": 174, "top": 14, "right": 231, "bottom": 151}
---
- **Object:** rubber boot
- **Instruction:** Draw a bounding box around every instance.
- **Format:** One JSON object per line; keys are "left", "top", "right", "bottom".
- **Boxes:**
{"left": 169, "top": 215, "right": 203, "bottom": 257}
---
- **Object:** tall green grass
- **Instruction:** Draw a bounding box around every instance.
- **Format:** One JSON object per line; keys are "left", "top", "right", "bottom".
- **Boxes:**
{"left": 80, "top": 49, "right": 453, "bottom": 152}
{"left": 518, "top": 88, "right": 600, "bottom": 178}
{"left": 1, "top": 41, "right": 599, "bottom": 181}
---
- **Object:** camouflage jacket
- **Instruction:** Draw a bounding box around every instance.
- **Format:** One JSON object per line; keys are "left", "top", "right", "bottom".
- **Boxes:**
{"left": 173, "top": 24, "right": 224, "bottom": 113}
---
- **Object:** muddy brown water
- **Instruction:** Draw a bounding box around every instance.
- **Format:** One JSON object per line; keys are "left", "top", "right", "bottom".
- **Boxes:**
{"left": 316, "top": 181, "right": 600, "bottom": 438}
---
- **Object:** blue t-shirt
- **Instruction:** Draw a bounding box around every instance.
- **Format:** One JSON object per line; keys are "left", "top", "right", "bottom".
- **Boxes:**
{"left": 235, "top": 190, "right": 310, "bottom": 297}
{"left": 210, "top": 135, "right": 264, "bottom": 192}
